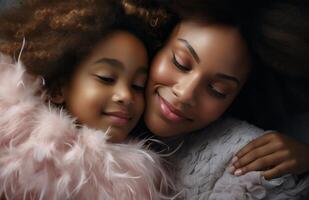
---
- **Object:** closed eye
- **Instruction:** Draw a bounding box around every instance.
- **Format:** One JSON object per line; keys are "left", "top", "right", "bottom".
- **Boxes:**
{"left": 208, "top": 84, "right": 227, "bottom": 99}
{"left": 172, "top": 51, "right": 190, "bottom": 72}
{"left": 94, "top": 74, "right": 115, "bottom": 84}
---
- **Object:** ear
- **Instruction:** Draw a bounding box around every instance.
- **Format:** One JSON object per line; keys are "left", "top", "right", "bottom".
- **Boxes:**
{"left": 50, "top": 88, "right": 64, "bottom": 105}
{"left": 49, "top": 80, "right": 66, "bottom": 105}
{"left": 50, "top": 92, "right": 64, "bottom": 104}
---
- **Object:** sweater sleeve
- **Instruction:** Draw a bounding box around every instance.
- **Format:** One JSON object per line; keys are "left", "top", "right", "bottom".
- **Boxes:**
{"left": 172, "top": 118, "right": 309, "bottom": 200}
{"left": 206, "top": 119, "right": 309, "bottom": 200}
{"left": 209, "top": 171, "right": 266, "bottom": 200}
{"left": 209, "top": 170, "right": 309, "bottom": 200}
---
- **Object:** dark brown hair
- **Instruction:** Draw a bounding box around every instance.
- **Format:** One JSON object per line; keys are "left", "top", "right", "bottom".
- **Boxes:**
{"left": 246, "top": 0, "right": 309, "bottom": 78}
{"left": 159, "top": 0, "right": 309, "bottom": 124}
{"left": 0, "top": 0, "right": 172, "bottom": 90}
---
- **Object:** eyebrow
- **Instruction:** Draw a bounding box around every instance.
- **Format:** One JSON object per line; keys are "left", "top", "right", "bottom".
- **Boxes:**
{"left": 94, "top": 58, "right": 124, "bottom": 70}
{"left": 178, "top": 38, "right": 200, "bottom": 63}
{"left": 216, "top": 73, "right": 240, "bottom": 86}
{"left": 94, "top": 57, "right": 147, "bottom": 74}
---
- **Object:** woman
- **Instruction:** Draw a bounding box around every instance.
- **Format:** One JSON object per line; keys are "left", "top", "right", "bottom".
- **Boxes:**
{"left": 139, "top": 0, "right": 309, "bottom": 199}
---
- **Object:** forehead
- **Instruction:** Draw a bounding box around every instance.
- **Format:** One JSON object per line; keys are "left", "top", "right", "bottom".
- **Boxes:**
{"left": 88, "top": 31, "right": 148, "bottom": 67}
{"left": 171, "top": 21, "right": 250, "bottom": 76}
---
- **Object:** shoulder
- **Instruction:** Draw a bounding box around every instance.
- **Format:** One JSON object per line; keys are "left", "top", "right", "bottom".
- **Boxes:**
{"left": 210, "top": 117, "right": 264, "bottom": 137}
{"left": 0, "top": 106, "right": 171, "bottom": 198}
{"left": 184, "top": 117, "right": 265, "bottom": 154}
{"left": 174, "top": 117, "right": 266, "bottom": 163}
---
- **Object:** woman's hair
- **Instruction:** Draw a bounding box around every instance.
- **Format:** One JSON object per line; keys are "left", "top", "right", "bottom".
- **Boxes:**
{"left": 0, "top": 0, "right": 173, "bottom": 91}
{"left": 231, "top": 0, "right": 309, "bottom": 126}
{"left": 245, "top": 0, "right": 309, "bottom": 78}
{"left": 164, "top": 0, "right": 309, "bottom": 76}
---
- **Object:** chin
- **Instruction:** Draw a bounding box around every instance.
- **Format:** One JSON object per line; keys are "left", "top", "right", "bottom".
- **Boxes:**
{"left": 106, "top": 128, "right": 129, "bottom": 143}
{"left": 150, "top": 127, "right": 169, "bottom": 137}
{"left": 144, "top": 104, "right": 179, "bottom": 137}
{"left": 145, "top": 116, "right": 176, "bottom": 138}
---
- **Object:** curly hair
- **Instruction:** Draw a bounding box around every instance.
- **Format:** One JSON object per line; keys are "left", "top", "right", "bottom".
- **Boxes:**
{"left": 0, "top": 0, "right": 173, "bottom": 90}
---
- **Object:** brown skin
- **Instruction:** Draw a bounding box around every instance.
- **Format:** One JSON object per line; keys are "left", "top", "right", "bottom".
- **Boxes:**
{"left": 145, "top": 19, "right": 309, "bottom": 179}
{"left": 230, "top": 132, "right": 309, "bottom": 179}
{"left": 54, "top": 31, "right": 148, "bottom": 143}
{"left": 145, "top": 20, "right": 251, "bottom": 137}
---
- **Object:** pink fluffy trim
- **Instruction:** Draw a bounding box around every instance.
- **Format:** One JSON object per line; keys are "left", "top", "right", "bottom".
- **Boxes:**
{"left": 0, "top": 54, "right": 173, "bottom": 200}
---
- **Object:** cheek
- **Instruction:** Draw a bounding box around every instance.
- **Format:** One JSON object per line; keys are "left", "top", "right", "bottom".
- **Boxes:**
{"left": 134, "top": 95, "right": 145, "bottom": 116}
{"left": 66, "top": 79, "right": 108, "bottom": 115}
{"left": 80, "top": 85, "right": 104, "bottom": 105}
{"left": 149, "top": 54, "right": 174, "bottom": 87}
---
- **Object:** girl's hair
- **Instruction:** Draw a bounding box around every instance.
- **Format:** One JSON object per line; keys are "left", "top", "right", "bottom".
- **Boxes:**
{"left": 121, "top": 0, "right": 178, "bottom": 51}
{"left": 0, "top": 0, "right": 173, "bottom": 91}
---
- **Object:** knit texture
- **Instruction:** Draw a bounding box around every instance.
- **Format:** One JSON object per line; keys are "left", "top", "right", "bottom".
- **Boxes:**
{"left": 170, "top": 118, "right": 309, "bottom": 200}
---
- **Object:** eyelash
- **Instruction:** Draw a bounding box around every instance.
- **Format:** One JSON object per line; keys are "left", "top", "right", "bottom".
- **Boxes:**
{"left": 172, "top": 51, "right": 190, "bottom": 72}
{"left": 95, "top": 75, "right": 145, "bottom": 92}
{"left": 208, "top": 84, "right": 227, "bottom": 99}
{"left": 95, "top": 75, "right": 115, "bottom": 84}
{"left": 171, "top": 53, "right": 227, "bottom": 99}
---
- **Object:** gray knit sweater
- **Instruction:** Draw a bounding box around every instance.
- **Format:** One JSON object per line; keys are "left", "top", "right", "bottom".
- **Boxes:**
{"left": 169, "top": 118, "right": 309, "bottom": 200}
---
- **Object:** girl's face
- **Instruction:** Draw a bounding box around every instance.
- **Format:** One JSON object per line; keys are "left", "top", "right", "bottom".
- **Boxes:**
{"left": 63, "top": 31, "right": 148, "bottom": 142}
{"left": 145, "top": 21, "right": 251, "bottom": 137}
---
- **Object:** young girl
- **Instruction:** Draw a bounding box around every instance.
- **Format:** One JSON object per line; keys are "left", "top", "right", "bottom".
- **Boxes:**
{"left": 0, "top": 0, "right": 173, "bottom": 199}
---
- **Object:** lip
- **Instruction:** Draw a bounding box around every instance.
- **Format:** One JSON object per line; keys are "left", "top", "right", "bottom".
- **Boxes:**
{"left": 103, "top": 111, "right": 131, "bottom": 126}
{"left": 157, "top": 92, "right": 191, "bottom": 122}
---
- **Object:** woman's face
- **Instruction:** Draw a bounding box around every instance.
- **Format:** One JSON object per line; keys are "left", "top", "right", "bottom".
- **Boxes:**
{"left": 145, "top": 21, "right": 251, "bottom": 137}
{"left": 63, "top": 31, "right": 148, "bottom": 142}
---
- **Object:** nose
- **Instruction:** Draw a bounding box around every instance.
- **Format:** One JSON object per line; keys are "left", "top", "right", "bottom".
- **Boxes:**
{"left": 112, "top": 83, "right": 133, "bottom": 106}
{"left": 172, "top": 74, "right": 200, "bottom": 106}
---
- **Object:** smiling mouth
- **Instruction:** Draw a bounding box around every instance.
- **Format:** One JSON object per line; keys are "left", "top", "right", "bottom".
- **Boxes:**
{"left": 156, "top": 91, "right": 192, "bottom": 122}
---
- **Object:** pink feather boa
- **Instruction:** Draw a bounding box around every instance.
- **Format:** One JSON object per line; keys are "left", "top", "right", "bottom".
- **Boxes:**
{"left": 0, "top": 54, "right": 173, "bottom": 200}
